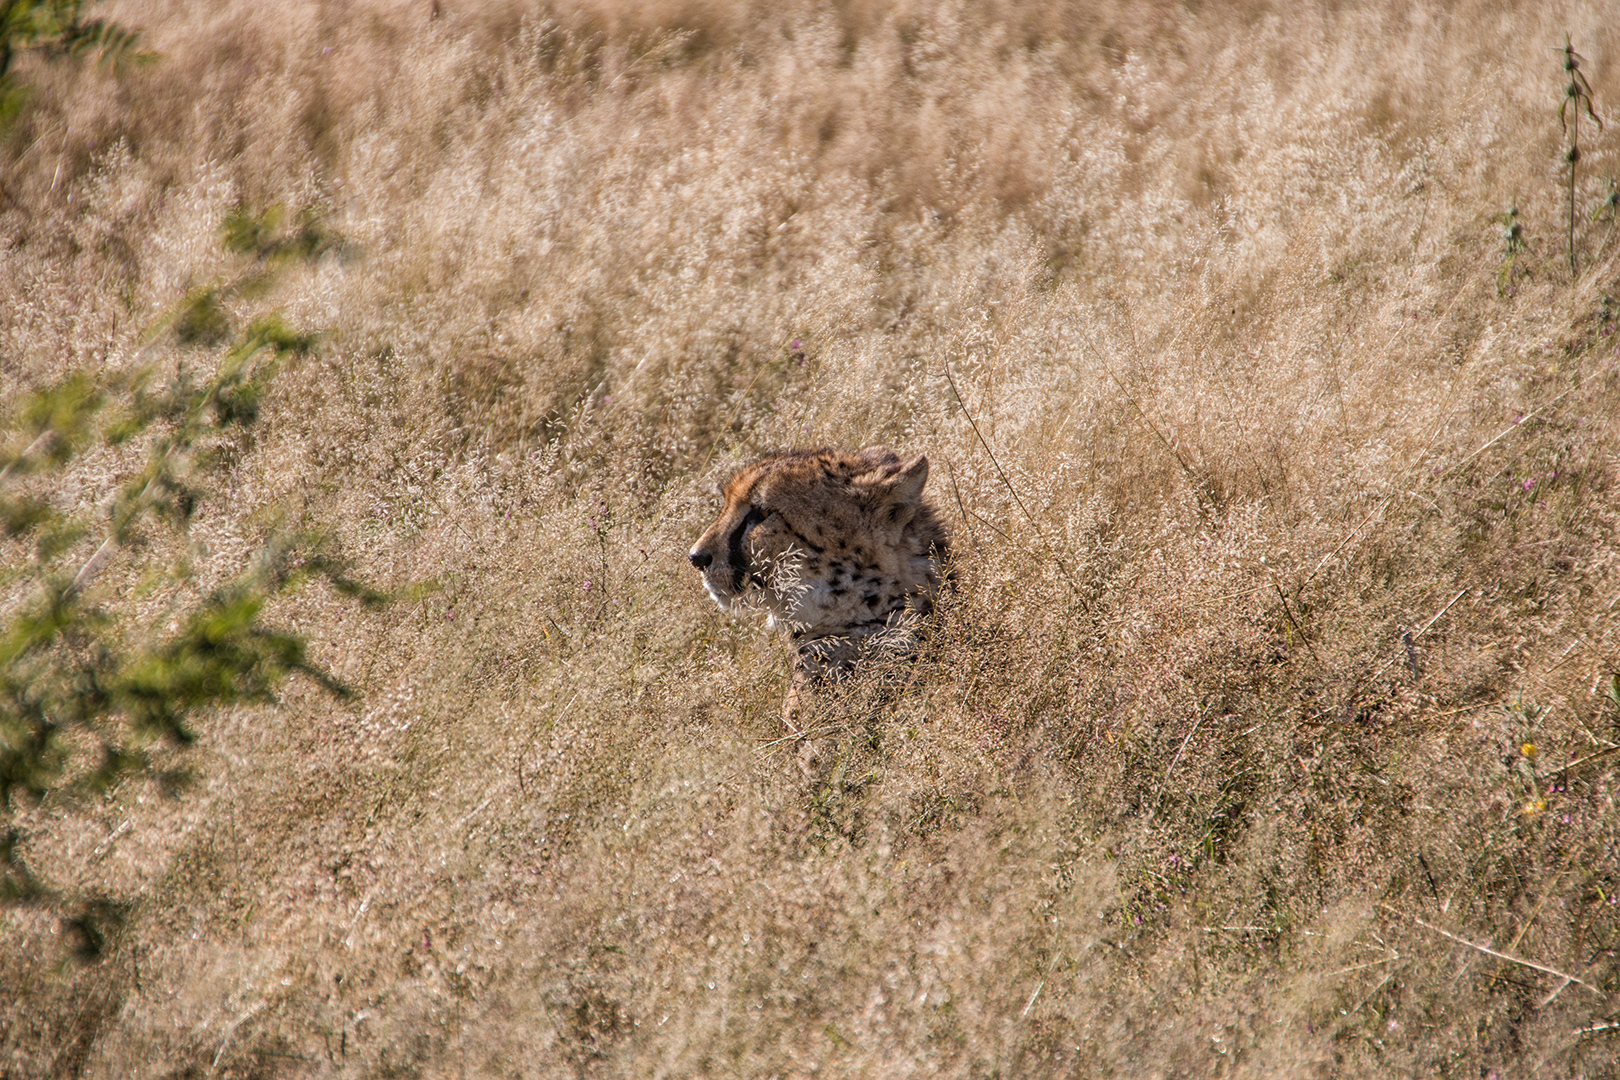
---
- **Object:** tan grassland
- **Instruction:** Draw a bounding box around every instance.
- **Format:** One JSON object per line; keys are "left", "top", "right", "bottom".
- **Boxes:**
{"left": 4, "top": 0, "right": 1620, "bottom": 1074}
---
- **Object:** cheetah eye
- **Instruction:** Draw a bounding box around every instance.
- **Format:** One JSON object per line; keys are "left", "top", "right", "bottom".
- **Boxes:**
{"left": 734, "top": 505, "right": 768, "bottom": 550}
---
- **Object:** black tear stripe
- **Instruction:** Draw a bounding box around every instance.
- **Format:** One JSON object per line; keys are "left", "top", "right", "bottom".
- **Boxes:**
{"left": 727, "top": 506, "right": 767, "bottom": 592}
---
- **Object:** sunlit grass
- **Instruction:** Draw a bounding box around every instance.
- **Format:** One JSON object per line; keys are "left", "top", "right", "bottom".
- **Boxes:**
{"left": 4, "top": 0, "right": 1620, "bottom": 1075}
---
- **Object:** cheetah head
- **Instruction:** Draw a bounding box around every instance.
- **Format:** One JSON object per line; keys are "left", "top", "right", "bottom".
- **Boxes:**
{"left": 688, "top": 447, "right": 948, "bottom": 640}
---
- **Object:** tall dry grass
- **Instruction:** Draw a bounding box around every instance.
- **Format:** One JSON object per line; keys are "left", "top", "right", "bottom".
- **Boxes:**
{"left": 4, "top": 0, "right": 1620, "bottom": 1075}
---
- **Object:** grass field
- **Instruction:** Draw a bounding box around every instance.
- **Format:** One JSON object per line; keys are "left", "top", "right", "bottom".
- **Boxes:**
{"left": 4, "top": 0, "right": 1620, "bottom": 1075}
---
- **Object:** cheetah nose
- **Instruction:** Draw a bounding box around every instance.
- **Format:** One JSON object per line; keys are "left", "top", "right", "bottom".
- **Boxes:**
{"left": 689, "top": 550, "right": 712, "bottom": 570}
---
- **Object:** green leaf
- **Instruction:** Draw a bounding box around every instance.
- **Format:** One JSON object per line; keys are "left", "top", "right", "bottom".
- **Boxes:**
{"left": 0, "top": 495, "right": 53, "bottom": 537}
{"left": 0, "top": 583, "right": 79, "bottom": 668}
{"left": 34, "top": 514, "right": 86, "bottom": 561}
{"left": 221, "top": 204, "right": 285, "bottom": 256}
{"left": 0, "top": 77, "right": 32, "bottom": 137}
{"left": 173, "top": 287, "right": 230, "bottom": 347}
{"left": 3, "top": 371, "right": 103, "bottom": 476}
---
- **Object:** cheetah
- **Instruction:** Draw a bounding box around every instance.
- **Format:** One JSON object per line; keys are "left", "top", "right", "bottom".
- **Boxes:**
{"left": 689, "top": 446, "right": 950, "bottom": 731}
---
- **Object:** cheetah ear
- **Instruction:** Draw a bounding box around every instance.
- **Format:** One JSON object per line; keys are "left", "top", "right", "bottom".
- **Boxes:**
{"left": 860, "top": 453, "right": 929, "bottom": 505}
{"left": 855, "top": 445, "right": 902, "bottom": 469}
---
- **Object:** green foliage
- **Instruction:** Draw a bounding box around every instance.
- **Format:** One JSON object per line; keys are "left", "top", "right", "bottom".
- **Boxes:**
{"left": 1, "top": 0, "right": 157, "bottom": 70}
{"left": 61, "top": 15, "right": 155, "bottom": 73}
{"left": 221, "top": 203, "right": 335, "bottom": 267}
{"left": 171, "top": 287, "right": 229, "bottom": 346}
{"left": 166, "top": 208, "right": 339, "bottom": 350}
{"left": 0, "top": 370, "right": 100, "bottom": 480}
{"left": 0, "top": 207, "right": 380, "bottom": 939}
{"left": 0, "top": 0, "right": 156, "bottom": 138}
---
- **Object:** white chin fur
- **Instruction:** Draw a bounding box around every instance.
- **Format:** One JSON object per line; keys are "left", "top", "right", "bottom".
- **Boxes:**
{"left": 703, "top": 578, "right": 735, "bottom": 610}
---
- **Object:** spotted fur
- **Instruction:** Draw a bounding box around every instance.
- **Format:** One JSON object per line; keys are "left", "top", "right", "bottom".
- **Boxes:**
{"left": 689, "top": 446, "right": 949, "bottom": 730}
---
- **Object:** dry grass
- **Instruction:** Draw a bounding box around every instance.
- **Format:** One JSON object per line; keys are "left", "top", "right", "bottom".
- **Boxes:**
{"left": 4, "top": 0, "right": 1620, "bottom": 1075}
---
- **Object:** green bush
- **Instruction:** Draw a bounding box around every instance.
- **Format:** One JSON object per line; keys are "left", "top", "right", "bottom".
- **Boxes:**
{"left": 0, "top": 206, "right": 378, "bottom": 953}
